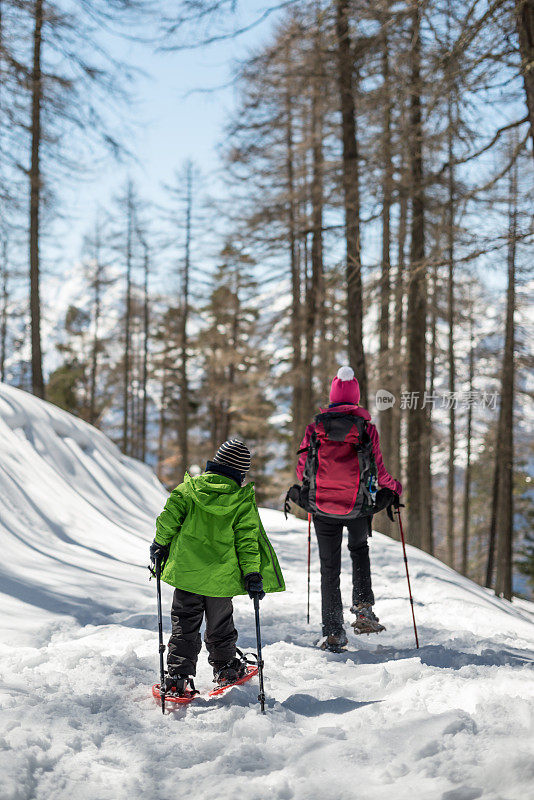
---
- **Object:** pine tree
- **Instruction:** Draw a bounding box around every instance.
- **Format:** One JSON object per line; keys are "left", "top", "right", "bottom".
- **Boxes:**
{"left": 197, "top": 243, "right": 275, "bottom": 497}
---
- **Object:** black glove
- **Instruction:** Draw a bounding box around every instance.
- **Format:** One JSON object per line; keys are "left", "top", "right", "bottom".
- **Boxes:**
{"left": 244, "top": 572, "right": 265, "bottom": 601}
{"left": 373, "top": 488, "right": 395, "bottom": 514}
{"left": 386, "top": 491, "right": 401, "bottom": 522}
{"left": 284, "top": 484, "right": 307, "bottom": 518}
{"left": 150, "top": 540, "right": 170, "bottom": 570}
{"left": 284, "top": 491, "right": 291, "bottom": 519}
{"left": 284, "top": 486, "right": 301, "bottom": 518}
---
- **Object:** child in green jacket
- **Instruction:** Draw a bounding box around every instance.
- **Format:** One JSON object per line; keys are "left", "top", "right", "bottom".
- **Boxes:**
{"left": 150, "top": 439, "right": 285, "bottom": 696}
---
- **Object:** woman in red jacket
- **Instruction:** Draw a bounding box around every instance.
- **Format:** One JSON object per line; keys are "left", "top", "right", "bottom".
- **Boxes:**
{"left": 296, "top": 366, "right": 402, "bottom": 652}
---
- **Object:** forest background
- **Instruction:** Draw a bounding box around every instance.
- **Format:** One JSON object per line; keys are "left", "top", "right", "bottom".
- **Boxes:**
{"left": 1, "top": 0, "right": 533, "bottom": 600}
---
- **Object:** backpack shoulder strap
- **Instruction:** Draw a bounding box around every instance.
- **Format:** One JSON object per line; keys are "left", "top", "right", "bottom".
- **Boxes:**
{"left": 352, "top": 415, "right": 369, "bottom": 445}
{"left": 296, "top": 423, "right": 318, "bottom": 456}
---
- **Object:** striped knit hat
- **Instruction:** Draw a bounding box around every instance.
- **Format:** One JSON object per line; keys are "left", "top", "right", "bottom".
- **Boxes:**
{"left": 213, "top": 439, "right": 251, "bottom": 474}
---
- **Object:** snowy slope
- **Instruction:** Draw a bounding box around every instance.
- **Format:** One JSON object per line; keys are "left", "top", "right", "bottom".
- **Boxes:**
{"left": 0, "top": 383, "right": 165, "bottom": 643}
{"left": 1, "top": 385, "right": 533, "bottom": 800}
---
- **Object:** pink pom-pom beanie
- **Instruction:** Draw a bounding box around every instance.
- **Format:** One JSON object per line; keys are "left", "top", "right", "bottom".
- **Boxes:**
{"left": 329, "top": 366, "right": 360, "bottom": 405}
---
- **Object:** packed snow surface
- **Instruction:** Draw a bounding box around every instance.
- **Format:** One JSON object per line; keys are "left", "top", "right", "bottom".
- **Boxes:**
{"left": 0, "top": 383, "right": 533, "bottom": 800}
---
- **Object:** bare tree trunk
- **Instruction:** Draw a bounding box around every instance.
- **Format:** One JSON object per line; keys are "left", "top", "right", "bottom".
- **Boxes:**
{"left": 301, "top": 204, "right": 310, "bottom": 417}
{"left": 210, "top": 395, "right": 220, "bottom": 452}
{"left": 89, "top": 223, "right": 102, "bottom": 425}
{"left": 421, "top": 412, "right": 434, "bottom": 554}
{"left": 1, "top": 237, "right": 8, "bottom": 383}
{"left": 178, "top": 162, "right": 192, "bottom": 479}
{"left": 122, "top": 181, "right": 133, "bottom": 455}
{"left": 0, "top": 0, "right": 3, "bottom": 147}
{"left": 461, "top": 304, "right": 475, "bottom": 576}
{"left": 304, "top": 44, "right": 324, "bottom": 422}
{"left": 428, "top": 258, "right": 438, "bottom": 400}
{"left": 222, "top": 265, "right": 240, "bottom": 443}
{"left": 29, "top": 0, "right": 45, "bottom": 398}
{"left": 335, "top": 0, "right": 367, "bottom": 405}
{"left": 318, "top": 265, "right": 329, "bottom": 400}
{"left": 20, "top": 355, "right": 29, "bottom": 390}
{"left": 141, "top": 239, "right": 150, "bottom": 462}
{"left": 494, "top": 158, "right": 517, "bottom": 600}
{"left": 390, "top": 161, "right": 408, "bottom": 490}
{"left": 313, "top": 8, "right": 326, "bottom": 407}
{"left": 406, "top": 1, "right": 428, "bottom": 549}
{"left": 157, "top": 363, "right": 167, "bottom": 483}
{"left": 446, "top": 19, "right": 456, "bottom": 567}
{"left": 375, "top": 27, "right": 394, "bottom": 532}
{"left": 422, "top": 253, "right": 437, "bottom": 556}
{"left": 515, "top": 0, "right": 534, "bottom": 158}
{"left": 303, "top": 217, "right": 314, "bottom": 426}
{"left": 486, "top": 457, "right": 500, "bottom": 588}
{"left": 379, "top": 25, "right": 393, "bottom": 454}
{"left": 446, "top": 228, "right": 456, "bottom": 566}
{"left": 131, "top": 322, "right": 140, "bottom": 458}
{"left": 285, "top": 71, "right": 303, "bottom": 448}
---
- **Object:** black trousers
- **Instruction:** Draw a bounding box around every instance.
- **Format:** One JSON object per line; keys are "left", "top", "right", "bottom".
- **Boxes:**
{"left": 313, "top": 514, "right": 374, "bottom": 636}
{"left": 167, "top": 588, "right": 238, "bottom": 677}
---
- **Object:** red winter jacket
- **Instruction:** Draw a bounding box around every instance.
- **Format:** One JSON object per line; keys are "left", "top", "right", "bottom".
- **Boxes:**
{"left": 296, "top": 404, "right": 402, "bottom": 516}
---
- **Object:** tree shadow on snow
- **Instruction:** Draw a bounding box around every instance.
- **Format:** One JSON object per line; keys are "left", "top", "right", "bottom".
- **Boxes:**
{"left": 407, "top": 568, "right": 534, "bottom": 625}
{"left": 0, "top": 570, "right": 116, "bottom": 626}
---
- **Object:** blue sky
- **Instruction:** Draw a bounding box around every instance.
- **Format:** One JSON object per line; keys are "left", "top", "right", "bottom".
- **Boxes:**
{"left": 53, "top": 2, "right": 279, "bottom": 271}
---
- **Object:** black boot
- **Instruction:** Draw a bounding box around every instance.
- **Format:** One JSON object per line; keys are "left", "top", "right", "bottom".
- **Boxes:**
{"left": 164, "top": 674, "right": 196, "bottom": 696}
{"left": 213, "top": 655, "right": 247, "bottom": 687}
{"left": 350, "top": 603, "right": 385, "bottom": 635}
{"left": 317, "top": 631, "right": 348, "bottom": 653}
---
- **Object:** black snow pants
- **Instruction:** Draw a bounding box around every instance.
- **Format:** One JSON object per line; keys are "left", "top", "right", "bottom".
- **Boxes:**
{"left": 167, "top": 588, "right": 238, "bottom": 677}
{"left": 313, "top": 514, "right": 374, "bottom": 637}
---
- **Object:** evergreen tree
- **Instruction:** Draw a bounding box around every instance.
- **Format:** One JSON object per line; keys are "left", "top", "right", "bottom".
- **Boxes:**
{"left": 197, "top": 243, "right": 275, "bottom": 499}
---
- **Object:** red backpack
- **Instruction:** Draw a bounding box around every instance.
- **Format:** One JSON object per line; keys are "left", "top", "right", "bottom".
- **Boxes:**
{"left": 300, "top": 411, "right": 378, "bottom": 519}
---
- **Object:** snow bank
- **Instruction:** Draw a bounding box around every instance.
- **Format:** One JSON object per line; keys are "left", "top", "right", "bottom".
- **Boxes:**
{"left": 0, "top": 384, "right": 533, "bottom": 800}
{"left": 0, "top": 383, "right": 166, "bottom": 641}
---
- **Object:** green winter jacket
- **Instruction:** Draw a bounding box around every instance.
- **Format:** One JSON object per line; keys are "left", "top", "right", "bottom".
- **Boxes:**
{"left": 154, "top": 472, "right": 285, "bottom": 597}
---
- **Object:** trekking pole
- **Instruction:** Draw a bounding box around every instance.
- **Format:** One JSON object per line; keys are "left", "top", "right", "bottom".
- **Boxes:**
{"left": 155, "top": 555, "right": 167, "bottom": 713}
{"left": 253, "top": 595, "right": 266, "bottom": 714}
{"left": 396, "top": 507, "right": 420, "bottom": 649}
{"left": 307, "top": 513, "right": 312, "bottom": 625}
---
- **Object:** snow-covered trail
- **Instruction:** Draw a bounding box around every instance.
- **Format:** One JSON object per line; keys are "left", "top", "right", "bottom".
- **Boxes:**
{"left": 1, "top": 384, "right": 533, "bottom": 800}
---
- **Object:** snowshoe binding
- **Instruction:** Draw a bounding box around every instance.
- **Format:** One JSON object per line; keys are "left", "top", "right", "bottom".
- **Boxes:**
{"left": 213, "top": 649, "right": 249, "bottom": 687}
{"left": 317, "top": 632, "right": 349, "bottom": 653}
{"left": 350, "top": 603, "right": 385, "bottom": 635}
{"left": 152, "top": 674, "right": 199, "bottom": 706}
{"left": 164, "top": 675, "right": 198, "bottom": 697}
